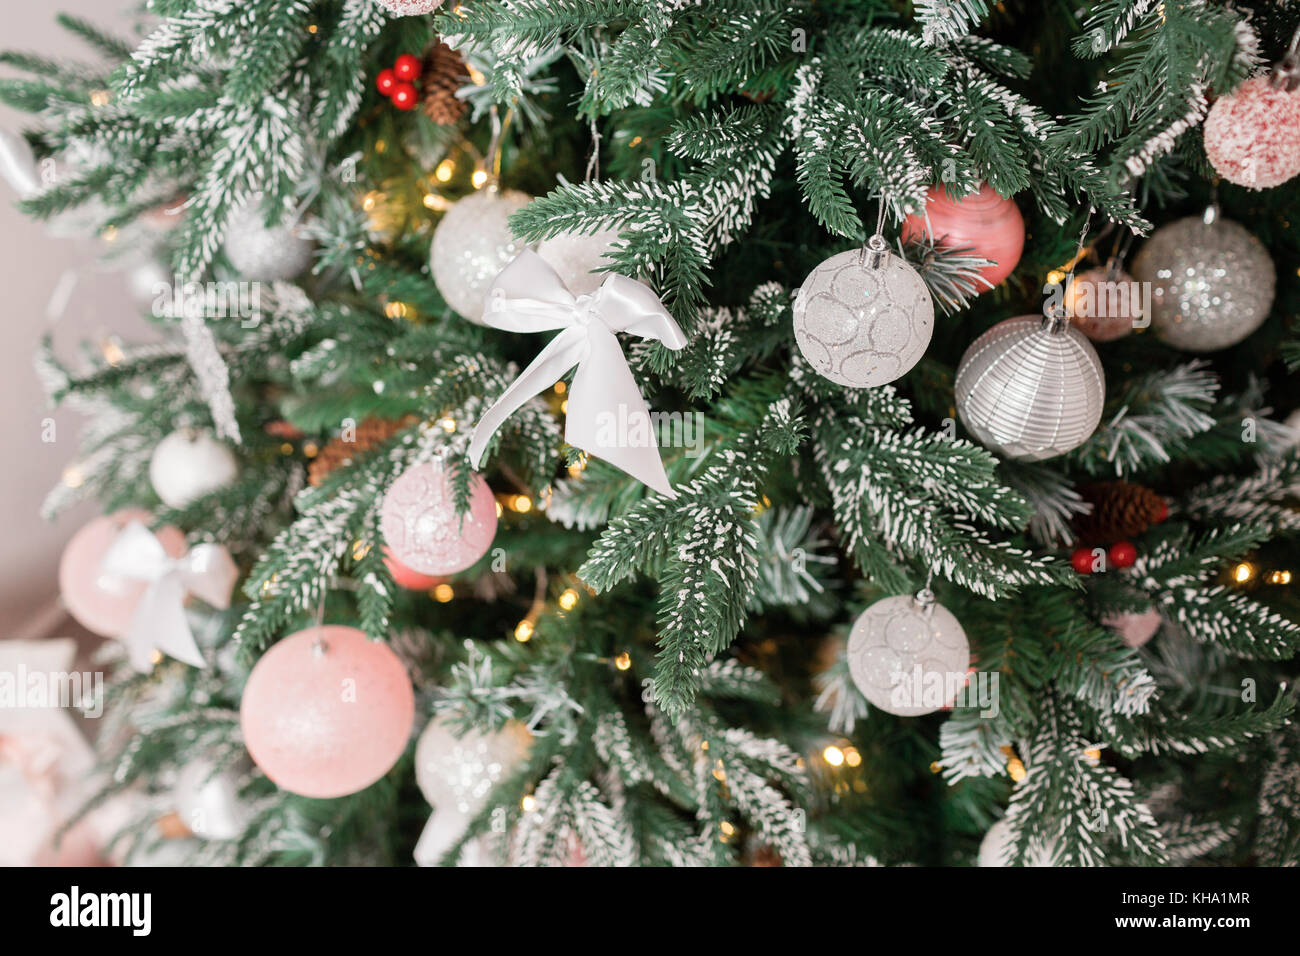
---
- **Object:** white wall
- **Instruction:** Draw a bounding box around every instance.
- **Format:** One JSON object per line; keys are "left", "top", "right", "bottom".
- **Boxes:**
{"left": 0, "top": 3, "right": 155, "bottom": 635}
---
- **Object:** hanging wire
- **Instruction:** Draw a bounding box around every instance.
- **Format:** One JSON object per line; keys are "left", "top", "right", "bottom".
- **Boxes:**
{"left": 484, "top": 105, "right": 515, "bottom": 187}
{"left": 584, "top": 113, "right": 601, "bottom": 183}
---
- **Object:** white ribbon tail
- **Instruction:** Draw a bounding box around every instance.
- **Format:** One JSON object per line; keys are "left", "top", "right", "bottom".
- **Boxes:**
{"left": 414, "top": 809, "right": 483, "bottom": 867}
{"left": 468, "top": 326, "right": 589, "bottom": 468}
{"left": 567, "top": 326, "right": 677, "bottom": 498}
{"left": 125, "top": 576, "right": 205, "bottom": 671}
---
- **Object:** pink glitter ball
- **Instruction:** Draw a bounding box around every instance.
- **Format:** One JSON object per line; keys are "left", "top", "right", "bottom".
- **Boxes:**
{"left": 1103, "top": 609, "right": 1162, "bottom": 649}
{"left": 58, "top": 510, "right": 186, "bottom": 637}
{"left": 1065, "top": 266, "right": 1143, "bottom": 342}
{"left": 240, "top": 626, "right": 415, "bottom": 799}
{"left": 380, "top": 462, "right": 497, "bottom": 575}
{"left": 383, "top": 547, "right": 447, "bottom": 591}
{"left": 374, "top": 0, "right": 445, "bottom": 15}
{"left": 1204, "top": 76, "right": 1300, "bottom": 190}
{"left": 901, "top": 182, "right": 1025, "bottom": 288}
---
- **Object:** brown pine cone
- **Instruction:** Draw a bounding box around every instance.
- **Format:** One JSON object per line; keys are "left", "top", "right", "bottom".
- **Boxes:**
{"left": 308, "top": 416, "right": 414, "bottom": 487}
{"left": 422, "top": 41, "right": 469, "bottom": 126}
{"left": 1072, "top": 481, "right": 1169, "bottom": 545}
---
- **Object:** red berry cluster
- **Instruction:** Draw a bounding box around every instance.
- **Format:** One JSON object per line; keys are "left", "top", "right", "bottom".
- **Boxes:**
{"left": 376, "top": 54, "right": 422, "bottom": 111}
{"left": 1071, "top": 541, "right": 1138, "bottom": 575}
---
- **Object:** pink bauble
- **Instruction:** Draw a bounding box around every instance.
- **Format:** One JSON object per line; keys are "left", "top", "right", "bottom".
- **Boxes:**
{"left": 1103, "top": 608, "right": 1162, "bottom": 649}
{"left": 901, "top": 183, "right": 1025, "bottom": 288}
{"left": 58, "top": 511, "right": 186, "bottom": 637}
{"left": 240, "top": 626, "right": 414, "bottom": 799}
{"left": 384, "top": 547, "right": 447, "bottom": 591}
{"left": 1065, "top": 266, "right": 1143, "bottom": 342}
{"left": 1204, "top": 77, "right": 1300, "bottom": 190}
{"left": 380, "top": 463, "right": 497, "bottom": 575}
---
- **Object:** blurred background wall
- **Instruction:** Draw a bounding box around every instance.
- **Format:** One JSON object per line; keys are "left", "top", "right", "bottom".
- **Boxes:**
{"left": 0, "top": 3, "right": 151, "bottom": 638}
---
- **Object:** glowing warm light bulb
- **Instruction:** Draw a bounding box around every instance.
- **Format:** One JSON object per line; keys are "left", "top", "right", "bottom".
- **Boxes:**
{"left": 823, "top": 746, "right": 845, "bottom": 767}
{"left": 558, "top": 588, "right": 579, "bottom": 610}
{"left": 438, "top": 417, "right": 457, "bottom": 433}
{"left": 1233, "top": 562, "right": 1255, "bottom": 583}
{"left": 614, "top": 652, "right": 631, "bottom": 671}
{"left": 434, "top": 159, "right": 455, "bottom": 182}
{"left": 515, "top": 619, "right": 535, "bottom": 642}
{"left": 513, "top": 495, "right": 533, "bottom": 513}
{"left": 843, "top": 747, "right": 862, "bottom": 767}
{"left": 433, "top": 583, "right": 454, "bottom": 603}
{"left": 520, "top": 794, "right": 536, "bottom": 812}
{"left": 471, "top": 169, "right": 488, "bottom": 189}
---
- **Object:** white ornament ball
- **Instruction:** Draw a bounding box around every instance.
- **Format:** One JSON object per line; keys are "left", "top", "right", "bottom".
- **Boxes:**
{"left": 793, "top": 243, "right": 934, "bottom": 388}
{"left": 223, "top": 204, "right": 314, "bottom": 281}
{"left": 846, "top": 593, "right": 970, "bottom": 717}
{"left": 978, "top": 819, "right": 1057, "bottom": 867}
{"left": 429, "top": 187, "right": 532, "bottom": 321}
{"left": 150, "top": 429, "right": 239, "bottom": 508}
{"left": 1131, "top": 215, "right": 1275, "bottom": 352}
{"left": 415, "top": 715, "right": 532, "bottom": 816}
{"left": 0, "top": 128, "right": 40, "bottom": 197}
{"left": 537, "top": 227, "right": 622, "bottom": 297}
{"left": 174, "top": 761, "right": 248, "bottom": 840}
{"left": 955, "top": 313, "right": 1105, "bottom": 461}
{"left": 374, "top": 0, "right": 445, "bottom": 14}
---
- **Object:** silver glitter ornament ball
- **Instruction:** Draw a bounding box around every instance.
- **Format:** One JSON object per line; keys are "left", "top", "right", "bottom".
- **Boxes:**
{"left": 954, "top": 314, "right": 1105, "bottom": 461}
{"left": 793, "top": 241, "right": 934, "bottom": 388}
{"left": 429, "top": 186, "right": 532, "bottom": 322}
{"left": 537, "top": 227, "right": 622, "bottom": 297}
{"left": 1131, "top": 215, "right": 1275, "bottom": 352}
{"left": 846, "top": 592, "right": 970, "bottom": 717}
{"left": 415, "top": 716, "right": 532, "bottom": 815}
{"left": 222, "top": 204, "right": 314, "bottom": 281}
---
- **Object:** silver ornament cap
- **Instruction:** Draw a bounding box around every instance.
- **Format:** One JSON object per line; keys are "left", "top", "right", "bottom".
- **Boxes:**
{"left": 846, "top": 591, "right": 970, "bottom": 717}
{"left": 1131, "top": 215, "right": 1274, "bottom": 352}
{"left": 793, "top": 238, "right": 934, "bottom": 388}
{"left": 954, "top": 312, "right": 1105, "bottom": 461}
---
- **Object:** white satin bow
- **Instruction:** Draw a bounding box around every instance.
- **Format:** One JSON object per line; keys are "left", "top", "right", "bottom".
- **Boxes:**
{"left": 467, "top": 250, "right": 687, "bottom": 497}
{"left": 100, "top": 521, "right": 238, "bottom": 672}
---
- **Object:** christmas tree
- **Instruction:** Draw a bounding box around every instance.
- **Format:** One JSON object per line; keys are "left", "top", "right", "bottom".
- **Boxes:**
{"left": 4, "top": 0, "right": 1299, "bottom": 868}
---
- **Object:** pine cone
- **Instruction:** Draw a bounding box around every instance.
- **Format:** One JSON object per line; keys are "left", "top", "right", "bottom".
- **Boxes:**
{"left": 308, "top": 416, "right": 414, "bottom": 487}
{"left": 422, "top": 41, "right": 469, "bottom": 126}
{"left": 1072, "top": 481, "right": 1168, "bottom": 545}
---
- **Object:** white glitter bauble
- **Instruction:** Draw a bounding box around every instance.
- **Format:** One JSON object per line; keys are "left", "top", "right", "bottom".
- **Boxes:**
{"left": 174, "top": 761, "right": 247, "bottom": 840}
{"left": 415, "top": 716, "right": 532, "bottom": 815}
{"left": 223, "top": 204, "right": 313, "bottom": 281}
{"left": 1131, "top": 215, "right": 1275, "bottom": 352}
{"left": 846, "top": 592, "right": 970, "bottom": 717}
{"left": 793, "top": 242, "right": 934, "bottom": 388}
{"left": 537, "top": 227, "right": 622, "bottom": 297}
{"left": 978, "top": 819, "right": 1057, "bottom": 867}
{"left": 954, "top": 313, "right": 1105, "bottom": 461}
{"left": 374, "top": 0, "right": 445, "bottom": 14}
{"left": 429, "top": 187, "right": 532, "bottom": 322}
{"left": 150, "top": 428, "right": 239, "bottom": 508}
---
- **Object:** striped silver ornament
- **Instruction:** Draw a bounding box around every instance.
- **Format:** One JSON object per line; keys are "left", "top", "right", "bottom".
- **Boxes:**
{"left": 954, "top": 312, "right": 1105, "bottom": 461}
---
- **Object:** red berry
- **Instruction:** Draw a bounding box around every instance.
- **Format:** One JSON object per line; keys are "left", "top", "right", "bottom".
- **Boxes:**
{"left": 390, "top": 82, "right": 418, "bottom": 111}
{"left": 1071, "top": 546, "right": 1101, "bottom": 574}
{"left": 393, "top": 54, "right": 422, "bottom": 82}
{"left": 1109, "top": 541, "right": 1138, "bottom": 569}
{"left": 1154, "top": 500, "right": 1169, "bottom": 523}
{"left": 376, "top": 68, "right": 397, "bottom": 96}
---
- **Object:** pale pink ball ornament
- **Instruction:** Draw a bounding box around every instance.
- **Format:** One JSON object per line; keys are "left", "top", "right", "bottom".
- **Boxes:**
{"left": 1103, "top": 608, "right": 1163, "bottom": 649}
{"left": 901, "top": 182, "right": 1025, "bottom": 288}
{"left": 1064, "top": 264, "right": 1144, "bottom": 342}
{"left": 383, "top": 547, "right": 448, "bottom": 591}
{"left": 58, "top": 510, "right": 186, "bottom": 637}
{"left": 1204, "top": 76, "right": 1300, "bottom": 190}
{"left": 240, "top": 626, "right": 414, "bottom": 799}
{"left": 380, "top": 462, "right": 497, "bottom": 576}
